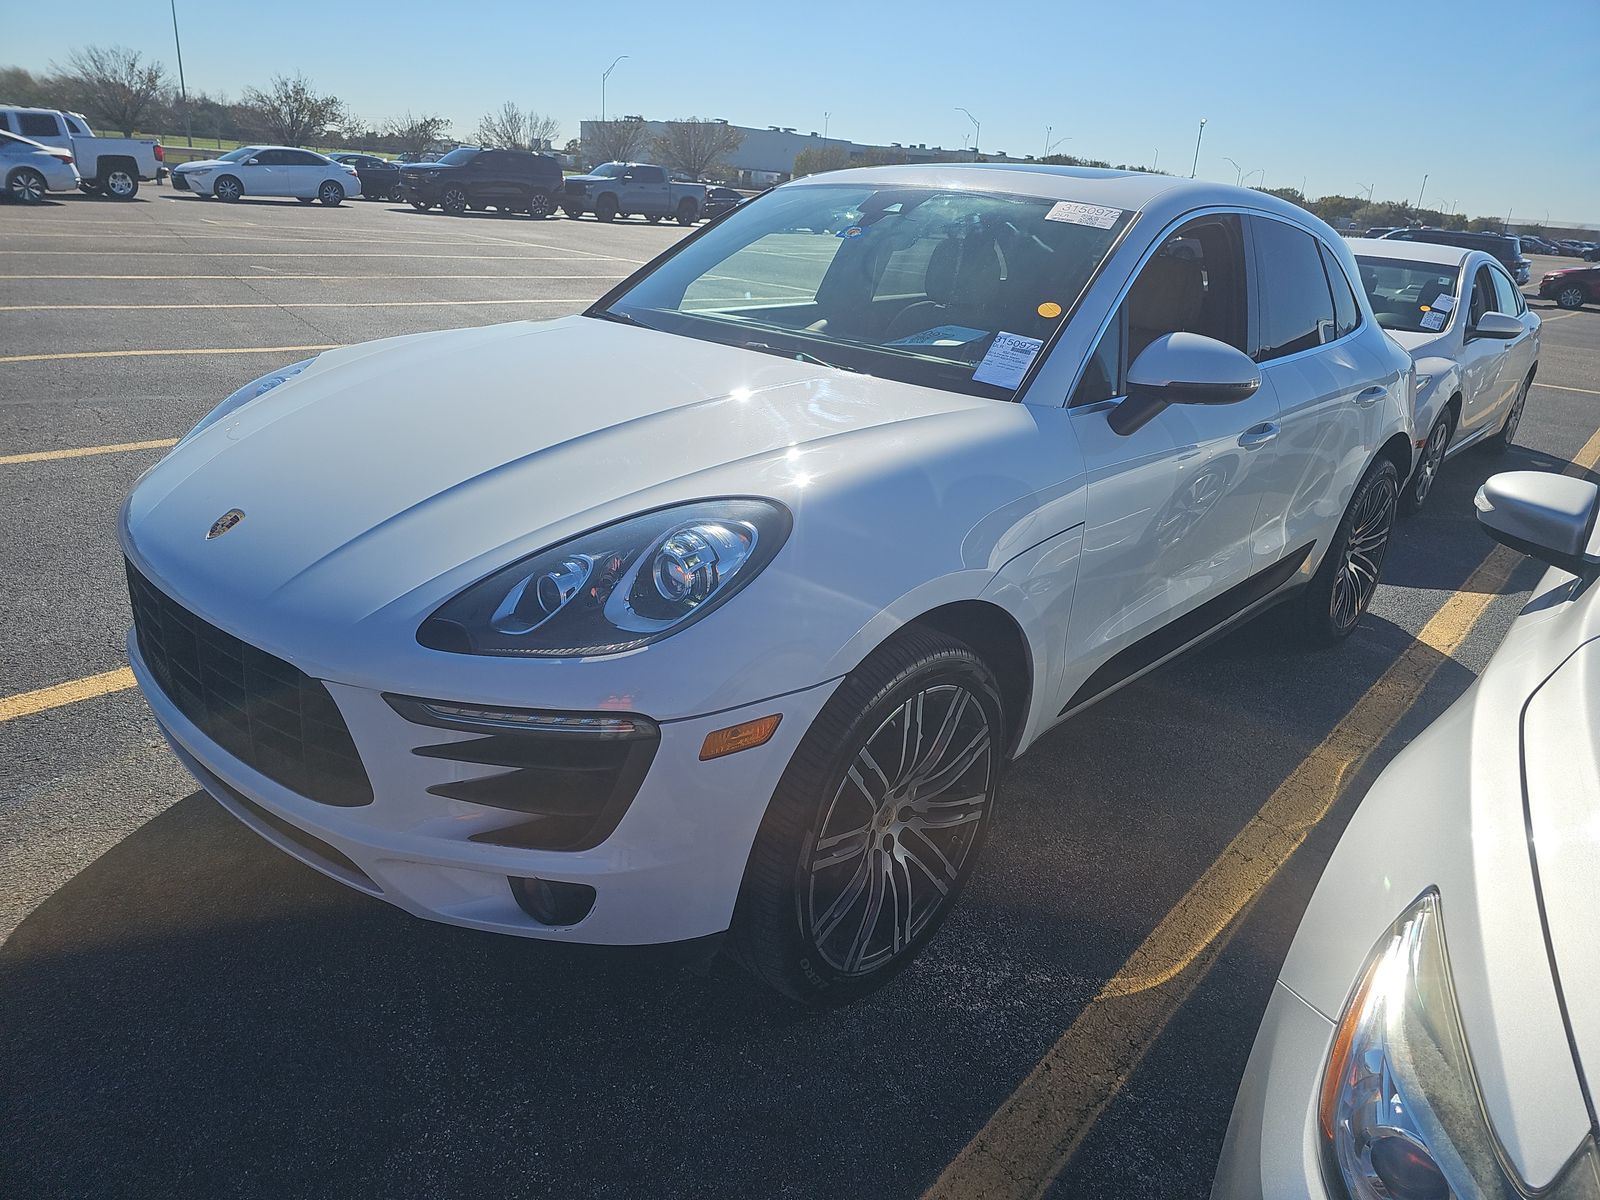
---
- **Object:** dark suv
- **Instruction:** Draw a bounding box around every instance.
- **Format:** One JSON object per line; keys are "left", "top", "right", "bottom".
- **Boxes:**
{"left": 329, "top": 153, "right": 401, "bottom": 202}
{"left": 1380, "top": 227, "right": 1532, "bottom": 285}
{"left": 400, "top": 147, "right": 563, "bottom": 218}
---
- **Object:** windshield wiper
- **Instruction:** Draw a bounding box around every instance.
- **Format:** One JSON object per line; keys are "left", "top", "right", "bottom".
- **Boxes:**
{"left": 739, "top": 341, "right": 862, "bottom": 374}
{"left": 592, "top": 308, "right": 646, "bottom": 328}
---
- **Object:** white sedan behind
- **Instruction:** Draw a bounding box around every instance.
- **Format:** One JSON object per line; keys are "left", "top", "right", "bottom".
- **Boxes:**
{"left": 172, "top": 145, "right": 360, "bottom": 205}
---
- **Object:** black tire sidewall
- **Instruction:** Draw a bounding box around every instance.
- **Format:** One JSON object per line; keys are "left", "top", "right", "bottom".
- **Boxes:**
{"left": 1297, "top": 457, "right": 1399, "bottom": 645}
{"left": 730, "top": 631, "right": 1004, "bottom": 1005}
{"left": 442, "top": 187, "right": 467, "bottom": 215}
{"left": 1400, "top": 411, "right": 1451, "bottom": 516}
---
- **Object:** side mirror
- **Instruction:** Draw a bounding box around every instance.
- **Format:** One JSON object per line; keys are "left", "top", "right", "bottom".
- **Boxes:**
{"left": 1475, "top": 472, "right": 1600, "bottom": 575}
{"left": 1109, "top": 332, "right": 1262, "bottom": 436}
{"left": 1471, "top": 312, "right": 1523, "bottom": 340}
{"left": 245, "top": 157, "right": 260, "bottom": 166}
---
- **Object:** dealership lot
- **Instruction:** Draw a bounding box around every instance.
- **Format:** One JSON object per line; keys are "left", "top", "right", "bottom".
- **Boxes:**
{"left": 3, "top": 191, "right": 1600, "bottom": 1198}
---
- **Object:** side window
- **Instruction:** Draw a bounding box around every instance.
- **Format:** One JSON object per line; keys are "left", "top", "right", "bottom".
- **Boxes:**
{"left": 1468, "top": 266, "right": 1496, "bottom": 325}
{"left": 638, "top": 166, "right": 664, "bottom": 184}
{"left": 1489, "top": 268, "right": 1521, "bottom": 316}
{"left": 1071, "top": 213, "right": 1248, "bottom": 406}
{"left": 1318, "top": 242, "right": 1361, "bottom": 338}
{"left": 290, "top": 151, "right": 324, "bottom": 166}
{"left": 17, "top": 112, "right": 60, "bottom": 138}
{"left": 0, "top": 112, "right": 12, "bottom": 132}
{"left": 1251, "top": 217, "right": 1338, "bottom": 361}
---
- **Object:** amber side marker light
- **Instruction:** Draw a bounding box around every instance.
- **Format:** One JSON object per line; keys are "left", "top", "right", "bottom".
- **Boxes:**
{"left": 700, "top": 714, "right": 782, "bottom": 761}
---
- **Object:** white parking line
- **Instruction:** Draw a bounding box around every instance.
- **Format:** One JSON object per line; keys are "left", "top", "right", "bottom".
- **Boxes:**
{"left": 0, "top": 273, "right": 627, "bottom": 281}
{"left": 1538, "top": 383, "right": 1600, "bottom": 397}
{"left": 0, "top": 299, "right": 589, "bottom": 312}
{"left": 0, "top": 345, "right": 339, "bottom": 365}
{"left": 1, "top": 250, "right": 645, "bottom": 262}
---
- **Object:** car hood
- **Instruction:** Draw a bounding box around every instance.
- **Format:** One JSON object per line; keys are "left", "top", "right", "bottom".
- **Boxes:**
{"left": 1385, "top": 328, "right": 1448, "bottom": 355}
{"left": 122, "top": 316, "right": 991, "bottom": 639}
{"left": 564, "top": 173, "right": 612, "bottom": 185}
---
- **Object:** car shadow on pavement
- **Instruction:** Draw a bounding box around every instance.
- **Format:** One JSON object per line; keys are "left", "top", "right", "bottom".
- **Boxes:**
{"left": 0, "top": 604, "right": 1488, "bottom": 1200}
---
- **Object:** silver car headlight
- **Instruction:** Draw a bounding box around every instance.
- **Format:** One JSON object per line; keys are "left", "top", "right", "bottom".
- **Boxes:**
{"left": 1320, "top": 892, "right": 1600, "bottom": 1200}
{"left": 417, "top": 498, "right": 792, "bottom": 657}
{"left": 178, "top": 359, "right": 314, "bottom": 446}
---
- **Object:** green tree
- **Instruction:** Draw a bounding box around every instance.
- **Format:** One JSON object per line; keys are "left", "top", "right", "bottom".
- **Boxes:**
{"left": 241, "top": 73, "right": 348, "bottom": 147}
{"left": 792, "top": 144, "right": 850, "bottom": 177}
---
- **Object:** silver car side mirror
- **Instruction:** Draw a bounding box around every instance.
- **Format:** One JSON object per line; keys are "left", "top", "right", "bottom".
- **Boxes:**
{"left": 1475, "top": 472, "right": 1600, "bottom": 575}
{"left": 1471, "top": 312, "right": 1523, "bottom": 340}
{"left": 1109, "top": 332, "right": 1262, "bottom": 436}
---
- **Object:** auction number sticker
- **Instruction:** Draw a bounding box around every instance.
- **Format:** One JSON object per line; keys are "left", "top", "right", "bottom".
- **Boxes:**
{"left": 1044, "top": 201, "right": 1123, "bottom": 229}
{"left": 974, "top": 331, "right": 1044, "bottom": 389}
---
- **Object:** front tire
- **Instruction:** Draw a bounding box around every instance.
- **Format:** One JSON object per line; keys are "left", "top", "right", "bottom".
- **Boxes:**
{"left": 594, "top": 194, "right": 618, "bottom": 223}
{"left": 213, "top": 175, "right": 243, "bottom": 202}
{"left": 1399, "top": 409, "right": 1452, "bottom": 516}
{"left": 6, "top": 167, "right": 47, "bottom": 204}
{"left": 1556, "top": 285, "right": 1588, "bottom": 310}
{"left": 318, "top": 181, "right": 344, "bottom": 206}
{"left": 676, "top": 197, "right": 699, "bottom": 225}
{"left": 441, "top": 186, "right": 468, "bottom": 216}
{"left": 1296, "top": 457, "right": 1399, "bottom": 645}
{"left": 409, "top": 199, "right": 431, "bottom": 211}
{"left": 730, "top": 629, "right": 1003, "bottom": 1005}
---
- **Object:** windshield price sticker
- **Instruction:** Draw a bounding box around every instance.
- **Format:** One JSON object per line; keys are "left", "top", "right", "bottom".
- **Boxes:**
{"left": 1420, "top": 310, "right": 1447, "bottom": 331}
{"left": 1044, "top": 201, "right": 1123, "bottom": 229}
{"left": 1431, "top": 293, "right": 1455, "bottom": 313}
{"left": 974, "top": 332, "right": 1045, "bottom": 389}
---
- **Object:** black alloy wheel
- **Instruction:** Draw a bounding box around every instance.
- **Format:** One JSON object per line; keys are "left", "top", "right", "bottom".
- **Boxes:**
{"left": 441, "top": 186, "right": 468, "bottom": 216}
{"left": 730, "top": 629, "right": 1004, "bottom": 1005}
{"left": 1400, "top": 410, "right": 1452, "bottom": 515}
{"left": 1298, "top": 457, "right": 1399, "bottom": 644}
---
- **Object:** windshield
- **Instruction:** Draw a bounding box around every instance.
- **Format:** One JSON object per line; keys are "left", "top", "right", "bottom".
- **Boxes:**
{"left": 436, "top": 147, "right": 478, "bottom": 166}
{"left": 598, "top": 183, "right": 1133, "bottom": 399}
{"left": 1355, "top": 256, "right": 1462, "bottom": 334}
{"left": 590, "top": 163, "right": 627, "bottom": 178}
{"left": 217, "top": 147, "right": 258, "bottom": 162}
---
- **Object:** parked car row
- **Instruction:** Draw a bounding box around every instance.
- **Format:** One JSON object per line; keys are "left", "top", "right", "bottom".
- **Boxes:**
{"left": 0, "top": 104, "right": 162, "bottom": 198}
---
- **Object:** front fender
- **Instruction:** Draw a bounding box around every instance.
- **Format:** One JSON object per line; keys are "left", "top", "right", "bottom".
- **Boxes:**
{"left": 1411, "top": 355, "right": 1462, "bottom": 436}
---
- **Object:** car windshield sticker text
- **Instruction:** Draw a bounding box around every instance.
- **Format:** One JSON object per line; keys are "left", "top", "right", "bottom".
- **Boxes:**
{"left": 973, "top": 331, "right": 1044, "bottom": 388}
{"left": 1044, "top": 201, "right": 1123, "bottom": 229}
{"left": 1431, "top": 293, "right": 1455, "bottom": 314}
{"left": 888, "top": 325, "right": 989, "bottom": 347}
{"left": 1420, "top": 310, "right": 1447, "bottom": 331}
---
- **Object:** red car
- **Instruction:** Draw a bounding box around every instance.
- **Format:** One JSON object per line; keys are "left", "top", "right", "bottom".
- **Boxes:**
{"left": 1539, "top": 263, "right": 1599, "bottom": 309}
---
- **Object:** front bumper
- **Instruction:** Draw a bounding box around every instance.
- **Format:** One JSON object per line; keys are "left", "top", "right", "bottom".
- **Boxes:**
{"left": 1211, "top": 981, "right": 1337, "bottom": 1199}
{"left": 130, "top": 625, "right": 839, "bottom": 945}
{"left": 401, "top": 178, "right": 441, "bottom": 203}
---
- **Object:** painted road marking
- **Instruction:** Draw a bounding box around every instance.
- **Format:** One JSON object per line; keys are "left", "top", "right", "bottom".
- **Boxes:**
{"left": 1540, "top": 382, "right": 1600, "bottom": 397}
{"left": 0, "top": 345, "right": 338, "bottom": 365}
{"left": 926, "top": 425, "right": 1600, "bottom": 1200}
{"left": 0, "top": 438, "right": 178, "bottom": 466}
{"left": 0, "top": 669, "right": 136, "bottom": 723}
{"left": 0, "top": 299, "right": 595, "bottom": 312}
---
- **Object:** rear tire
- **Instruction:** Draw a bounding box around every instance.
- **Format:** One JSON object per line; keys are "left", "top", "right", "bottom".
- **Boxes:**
{"left": 102, "top": 167, "right": 138, "bottom": 199}
{"left": 6, "top": 167, "right": 47, "bottom": 204}
{"left": 1399, "top": 409, "right": 1452, "bottom": 516}
{"left": 318, "top": 181, "right": 345, "bottom": 206}
{"left": 729, "top": 629, "right": 1004, "bottom": 1005}
{"left": 1295, "top": 457, "right": 1399, "bottom": 645}
{"left": 527, "top": 190, "right": 553, "bottom": 219}
{"left": 676, "top": 197, "right": 699, "bottom": 225}
{"left": 213, "top": 175, "right": 243, "bottom": 202}
{"left": 441, "top": 186, "right": 468, "bottom": 216}
{"left": 1492, "top": 374, "right": 1532, "bottom": 451}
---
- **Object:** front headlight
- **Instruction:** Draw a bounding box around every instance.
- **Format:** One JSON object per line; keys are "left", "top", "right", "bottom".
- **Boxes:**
{"left": 417, "top": 498, "right": 791, "bottom": 657}
{"left": 178, "top": 359, "right": 314, "bottom": 446}
{"left": 1320, "top": 892, "right": 1600, "bottom": 1200}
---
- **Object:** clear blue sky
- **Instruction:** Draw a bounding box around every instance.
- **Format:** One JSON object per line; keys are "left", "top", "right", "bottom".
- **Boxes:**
{"left": 8, "top": 0, "right": 1598, "bottom": 224}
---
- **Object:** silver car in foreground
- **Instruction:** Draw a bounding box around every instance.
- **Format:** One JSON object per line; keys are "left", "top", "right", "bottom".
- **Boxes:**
{"left": 0, "top": 128, "right": 80, "bottom": 203}
{"left": 1214, "top": 470, "right": 1600, "bottom": 1198}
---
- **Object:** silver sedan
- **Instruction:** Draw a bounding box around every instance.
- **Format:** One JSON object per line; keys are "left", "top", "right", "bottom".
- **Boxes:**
{"left": 1, "top": 128, "right": 81, "bottom": 202}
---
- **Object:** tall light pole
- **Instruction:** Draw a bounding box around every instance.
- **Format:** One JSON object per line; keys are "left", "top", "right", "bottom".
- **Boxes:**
{"left": 169, "top": 0, "right": 192, "bottom": 147}
{"left": 601, "top": 55, "right": 628, "bottom": 123}
{"left": 1247, "top": 168, "right": 1266, "bottom": 188}
{"left": 1043, "top": 132, "right": 1070, "bottom": 159}
{"left": 823, "top": 111, "right": 831, "bottom": 140}
{"left": 1189, "top": 117, "right": 1206, "bottom": 179}
{"left": 1357, "top": 181, "right": 1375, "bottom": 203}
{"left": 1224, "top": 155, "right": 1243, "bottom": 186}
{"left": 957, "top": 107, "right": 979, "bottom": 161}
{"left": 1043, "top": 124, "right": 1051, "bottom": 159}
{"left": 1415, "top": 172, "right": 1429, "bottom": 211}
{"left": 1152, "top": 148, "right": 1159, "bottom": 172}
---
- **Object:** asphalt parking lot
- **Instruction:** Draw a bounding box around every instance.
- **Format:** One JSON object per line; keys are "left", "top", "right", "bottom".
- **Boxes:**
{"left": 3, "top": 189, "right": 1599, "bottom": 1199}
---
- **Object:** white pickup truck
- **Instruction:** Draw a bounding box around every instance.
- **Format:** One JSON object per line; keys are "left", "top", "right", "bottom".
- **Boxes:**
{"left": 0, "top": 106, "right": 162, "bottom": 198}
{"left": 560, "top": 162, "right": 707, "bottom": 224}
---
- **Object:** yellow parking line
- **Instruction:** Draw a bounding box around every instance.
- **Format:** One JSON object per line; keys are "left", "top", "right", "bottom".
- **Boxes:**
{"left": 0, "top": 438, "right": 178, "bottom": 466}
{"left": 1539, "top": 382, "right": 1600, "bottom": 397}
{"left": 927, "top": 424, "right": 1600, "bottom": 1200}
{"left": 0, "top": 299, "right": 589, "bottom": 312}
{"left": 0, "top": 668, "right": 136, "bottom": 723}
{"left": 0, "top": 345, "right": 338, "bottom": 365}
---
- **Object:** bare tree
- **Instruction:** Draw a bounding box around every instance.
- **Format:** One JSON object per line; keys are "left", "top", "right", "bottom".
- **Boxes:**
{"left": 651, "top": 118, "right": 744, "bottom": 181}
{"left": 240, "top": 73, "right": 348, "bottom": 147}
{"left": 383, "top": 112, "right": 451, "bottom": 159}
{"left": 476, "top": 101, "right": 560, "bottom": 151}
{"left": 55, "top": 46, "right": 168, "bottom": 137}
{"left": 585, "top": 117, "right": 647, "bottom": 165}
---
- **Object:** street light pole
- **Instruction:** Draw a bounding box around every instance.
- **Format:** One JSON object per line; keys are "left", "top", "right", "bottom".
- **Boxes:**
{"left": 1189, "top": 117, "right": 1206, "bottom": 179}
{"left": 957, "top": 107, "right": 979, "bottom": 161}
{"left": 1152, "top": 148, "right": 1159, "bottom": 172}
{"left": 1043, "top": 124, "right": 1050, "bottom": 160}
{"left": 823, "top": 112, "right": 831, "bottom": 140}
{"left": 169, "top": 0, "right": 192, "bottom": 147}
{"left": 1224, "top": 156, "right": 1243, "bottom": 186}
{"left": 1415, "top": 172, "right": 1429, "bottom": 211}
{"left": 601, "top": 55, "right": 628, "bottom": 123}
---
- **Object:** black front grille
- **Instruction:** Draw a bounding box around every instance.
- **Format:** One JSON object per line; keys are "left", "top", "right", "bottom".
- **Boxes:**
{"left": 126, "top": 561, "right": 373, "bottom": 807}
{"left": 563, "top": 180, "right": 585, "bottom": 197}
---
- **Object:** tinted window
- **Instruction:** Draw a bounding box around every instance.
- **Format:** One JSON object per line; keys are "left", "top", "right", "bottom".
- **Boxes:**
{"left": 1072, "top": 213, "right": 1247, "bottom": 406}
{"left": 17, "top": 112, "right": 59, "bottom": 138}
{"left": 437, "top": 147, "right": 480, "bottom": 166}
{"left": 1468, "top": 266, "right": 1496, "bottom": 325}
{"left": 288, "top": 150, "right": 325, "bottom": 166}
{"left": 1252, "top": 218, "right": 1337, "bottom": 361}
{"left": 633, "top": 166, "right": 665, "bottom": 183}
{"left": 64, "top": 114, "right": 89, "bottom": 134}
{"left": 1319, "top": 242, "right": 1361, "bottom": 338}
{"left": 1489, "top": 268, "right": 1522, "bottom": 316}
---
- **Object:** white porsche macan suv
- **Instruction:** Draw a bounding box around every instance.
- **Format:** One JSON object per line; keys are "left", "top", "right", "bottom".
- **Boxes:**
{"left": 120, "top": 165, "right": 1414, "bottom": 1002}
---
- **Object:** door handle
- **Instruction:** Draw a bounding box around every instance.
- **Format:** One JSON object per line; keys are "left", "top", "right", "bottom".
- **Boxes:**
{"left": 1354, "top": 386, "right": 1387, "bottom": 406}
{"left": 1238, "top": 422, "right": 1279, "bottom": 448}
